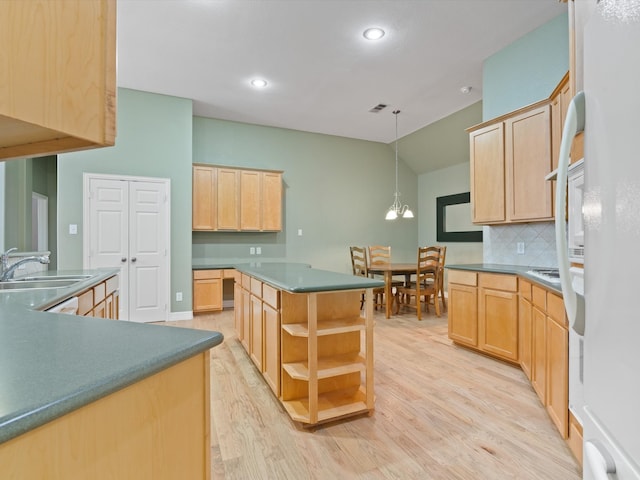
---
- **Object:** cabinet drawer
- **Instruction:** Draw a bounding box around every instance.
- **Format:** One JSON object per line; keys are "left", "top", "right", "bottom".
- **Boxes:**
{"left": 519, "top": 279, "right": 532, "bottom": 300}
{"left": 448, "top": 270, "right": 477, "bottom": 286}
{"left": 479, "top": 273, "right": 517, "bottom": 292}
{"left": 262, "top": 283, "right": 280, "bottom": 309}
{"left": 251, "top": 277, "right": 262, "bottom": 297}
{"left": 547, "top": 292, "right": 566, "bottom": 327}
{"left": 78, "top": 289, "right": 94, "bottom": 316}
{"left": 532, "top": 285, "right": 547, "bottom": 309}
{"left": 223, "top": 268, "right": 236, "bottom": 279}
{"left": 193, "top": 269, "right": 221, "bottom": 280}
{"left": 105, "top": 275, "right": 119, "bottom": 296}
{"left": 242, "top": 273, "right": 251, "bottom": 289}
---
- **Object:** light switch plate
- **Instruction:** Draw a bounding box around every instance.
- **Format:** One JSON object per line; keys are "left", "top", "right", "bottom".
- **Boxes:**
{"left": 517, "top": 242, "right": 525, "bottom": 254}
{"left": 69, "top": 224, "right": 78, "bottom": 235}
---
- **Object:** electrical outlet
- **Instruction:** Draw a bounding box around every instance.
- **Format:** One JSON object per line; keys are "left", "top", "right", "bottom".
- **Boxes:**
{"left": 298, "top": 229, "right": 303, "bottom": 236}
{"left": 176, "top": 292, "right": 183, "bottom": 302}
{"left": 256, "top": 247, "right": 262, "bottom": 255}
{"left": 517, "top": 242, "right": 525, "bottom": 254}
{"left": 69, "top": 224, "right": 78, "bottom": 235}
{"left": 250, "top": 247, "right": 256, "bottom": 255}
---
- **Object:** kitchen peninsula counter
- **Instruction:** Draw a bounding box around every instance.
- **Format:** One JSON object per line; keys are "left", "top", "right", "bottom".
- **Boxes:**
{"left": 0, "top": 269, "right": 222, "bottom": 478}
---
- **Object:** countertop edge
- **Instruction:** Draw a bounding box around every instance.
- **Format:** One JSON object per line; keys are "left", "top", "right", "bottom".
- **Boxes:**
{"left": 0, "top": 332, "right": 223, "bottom": 445}
{"left": 446, "top": 263, "right": 563, "bottom": 294}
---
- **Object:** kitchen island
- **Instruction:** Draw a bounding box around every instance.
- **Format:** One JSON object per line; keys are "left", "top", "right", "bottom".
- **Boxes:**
{"left": 227, "top": 262, "right": 383, "bottom": 426}
{"left": 0, "top": 269, "right": 222, "bottom": 479}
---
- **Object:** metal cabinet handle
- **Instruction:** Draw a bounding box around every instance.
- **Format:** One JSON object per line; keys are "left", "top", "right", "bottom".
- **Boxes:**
{"left": 121, "top": 257, "right": 127, "bottom": 262}
{"left": 131, "top": 257, "right": 137, "bottom": 262}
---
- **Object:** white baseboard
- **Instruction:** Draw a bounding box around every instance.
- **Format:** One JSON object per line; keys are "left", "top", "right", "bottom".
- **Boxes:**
{"left": 168, "top": 310, "right": 193, "bottom": 321}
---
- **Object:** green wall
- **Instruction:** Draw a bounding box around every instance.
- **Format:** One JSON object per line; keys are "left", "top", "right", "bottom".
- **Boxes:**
{"left": 3, "top": 156, "right": 57, "bottom": 267}
{"left": 483, "top": 12, "right": 569, "bottom": 120}
{"left": 58, "top": 88, "right": 193, "bottom": 313}
{"left": 192, "top": 117, "right": 419, "bottom": 273}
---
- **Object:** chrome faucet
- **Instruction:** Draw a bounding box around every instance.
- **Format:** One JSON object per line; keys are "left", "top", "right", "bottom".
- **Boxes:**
{"left": 0, "top": 248, "right": 50, "bottom": 281}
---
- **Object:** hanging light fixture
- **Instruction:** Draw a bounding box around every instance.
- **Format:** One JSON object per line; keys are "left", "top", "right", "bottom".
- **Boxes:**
{"left": 385, "top": 110, "right": 414, "bottom": 220}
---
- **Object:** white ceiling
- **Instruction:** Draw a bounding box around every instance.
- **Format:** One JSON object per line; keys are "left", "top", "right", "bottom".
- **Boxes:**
{"left": 117, "top": 0, "right": 567, "bottom": 146}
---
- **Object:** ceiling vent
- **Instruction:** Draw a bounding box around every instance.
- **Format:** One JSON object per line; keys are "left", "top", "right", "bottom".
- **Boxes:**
{"left": 368, "top": 103, "right": 388, "bottom": 113}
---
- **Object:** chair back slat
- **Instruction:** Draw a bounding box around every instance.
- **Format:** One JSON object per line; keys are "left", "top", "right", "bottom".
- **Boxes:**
{"left": 350, "top": 246, "right": 368, "bottom": 278}
{"left": 368, "top": 245, "right": 392, "bottom": 269}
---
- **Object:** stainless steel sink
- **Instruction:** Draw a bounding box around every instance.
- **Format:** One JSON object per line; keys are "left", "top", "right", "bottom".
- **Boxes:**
{"left": 0, "top": 278, "right": 81, "bottom": 291}
{"left": 19, "top": 274, "right": 92, "bottom": 282}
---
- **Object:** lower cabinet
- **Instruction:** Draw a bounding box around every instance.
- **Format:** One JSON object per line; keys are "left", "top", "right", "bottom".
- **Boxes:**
{"left": 448, "top": 270, "right": 518, "bottom": 363}
{"left": 478, "top": 273, "right": 518, "bottom": 361}
{"left": 77, "top": 275, "right": 119, "bottom": 320}
{"left": 235, "top": 274, "right": 375, "bottom": 426}
{"left": 193, "top": 269, "right": 222, "bottom": 312}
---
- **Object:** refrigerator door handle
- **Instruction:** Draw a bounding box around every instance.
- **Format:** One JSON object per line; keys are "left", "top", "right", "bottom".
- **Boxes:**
{"left": 555, "top": 91, "right": 586, "bottom": 335}
{"left": 585, "top": 440, "right": 617, "bottom": 479}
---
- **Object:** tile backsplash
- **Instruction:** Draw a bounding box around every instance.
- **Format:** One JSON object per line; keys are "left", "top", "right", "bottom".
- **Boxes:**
{"left": 483, "top": 223, "right": 558, "bottom": 267}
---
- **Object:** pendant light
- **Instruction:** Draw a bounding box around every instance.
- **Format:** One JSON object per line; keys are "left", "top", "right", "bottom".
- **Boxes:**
{"left": 385, "top": 110, "right": 414, "bottom": 220}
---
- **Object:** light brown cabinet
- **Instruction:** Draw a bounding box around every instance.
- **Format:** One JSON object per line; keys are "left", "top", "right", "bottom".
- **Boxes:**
{"left": 518, "top": 279, "right": 533, "bottom": 380}
{"left": 235, "top": 273, "right": 375, "bottom": 426}
{"left": 469, "top": 102, "right": 553, "bottom": 225}
{"left": 448, "top": 270, "right": 518, "bottom": 363}
{"left": 192, "top": 164, "right": 283, "bottom": 232}
{"left": 448, "top": 270, "right": 479, "bottom": 347}
{"left": 193, "top": 269, "right": 223, "bottom": 312}
{"left": 75, "top": 275, "right": 119, "bottom": 320}
{"left": 0, "top": 0, "right": 116, "bottom": 162}
{"left": 478, "top": 273, "right": 519, "bottom": 362}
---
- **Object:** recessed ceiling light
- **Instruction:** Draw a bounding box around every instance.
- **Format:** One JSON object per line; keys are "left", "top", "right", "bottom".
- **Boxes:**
{"left": 250, "top": 79, "right": 268, "bottom": 88}
{"left": 363, "top": 27, "right": 385, "bottom": 40}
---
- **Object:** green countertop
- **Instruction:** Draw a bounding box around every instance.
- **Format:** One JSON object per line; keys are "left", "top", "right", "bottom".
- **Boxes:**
{"left": 194, "top": 261, "right": 385, "bottom": 293}
{"left": 0, "top": 269, "right": 223, "bottom": 445}
{"left": 446, "top": 263, "right": 562, "bottom": 294}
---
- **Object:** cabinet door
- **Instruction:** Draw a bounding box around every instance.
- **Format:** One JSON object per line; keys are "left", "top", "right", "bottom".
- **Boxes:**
{"left": 241, "top": 288, "right": 251, "bottom": 352}
{"left": 263, "top": 302, "right": 280, "bottom": 396}
{"left": 519, "top": 296, "right": 533, "bottom": 380}
{"left": 234, "top": 282, "right": 243, "bottom": 341}
{"left": 546, "top": 292, "right": 569, "bottom": 437}
{"left": 262, "top": 171, "right": 283, "bottom": 231}
{"left": 216, "top": 168, "right": 240, "bottom": 230}
{"left": 478, "top": 288, "right": 518, "bottom": 361}
{"left": 448, "top": 283, "right": 478, "bottom": 347}
{"left": 92, "top": 300, "right": 106, "bottom": 318}
{"left": 0, "top": 0, "right": 116, "bottom": 161}
{"left": 531, "top": 305, "right": 547, "bottom": 403}
{"left": 546, "top": 316, "right": 569, "bottom": 438}
{"left": 250, "top": 295, "right": 263, "bottom": 370}
{"left": 193, "top": 271, "right": 222, "bottom": 313}
{"left": 192, "top": 165, "right": 216, "bottom": 230}
{"left": 240, "top": 170, "right": 261, "bottom": 230}
{"left": 505, "top": 105, "right": 553, "bottom": 222}
{"left": 470, "top": 122, "right": 505, "bottom": 223}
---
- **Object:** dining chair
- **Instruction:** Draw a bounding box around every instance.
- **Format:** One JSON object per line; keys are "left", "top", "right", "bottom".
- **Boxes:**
{"left": 350, "top": 246, "right": 385, "bottom": 310}
{"left": 367, "top": 245, "right": 405, "bottom": 304}
{"left": 437, "top": 246, "right": 447, "bottom": 310}
{"left": 394, "top": 246, "right": 441, "bottom": 319}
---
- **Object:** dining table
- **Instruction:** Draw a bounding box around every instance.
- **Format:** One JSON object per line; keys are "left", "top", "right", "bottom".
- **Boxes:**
{"left": 367, "top": 263, "right": 417, "bottom": 319}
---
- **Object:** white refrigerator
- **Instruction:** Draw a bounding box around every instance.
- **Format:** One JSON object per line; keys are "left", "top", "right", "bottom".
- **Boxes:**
{"left": 557, "top": 1, "right": 640, "bottom": 479}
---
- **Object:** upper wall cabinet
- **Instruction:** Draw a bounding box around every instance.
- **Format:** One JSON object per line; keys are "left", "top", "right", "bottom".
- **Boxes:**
{"left": 193, "top": 164, "right": 283, "bottom": 232}
{"left": 0, "top": 0, "right": 116, "bottom": 161}
{"left": 468, "top": 74, "right": 572, "bottom": 225}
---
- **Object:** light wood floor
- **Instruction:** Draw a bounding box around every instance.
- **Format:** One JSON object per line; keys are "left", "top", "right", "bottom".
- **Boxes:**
{"left": 161, "top": 307, "right": 582, "bottom": 480}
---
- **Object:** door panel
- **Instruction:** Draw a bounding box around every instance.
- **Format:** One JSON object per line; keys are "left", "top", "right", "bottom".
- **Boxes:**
{"left": 89, "top": 178, "right": 129, "bottom": 319}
